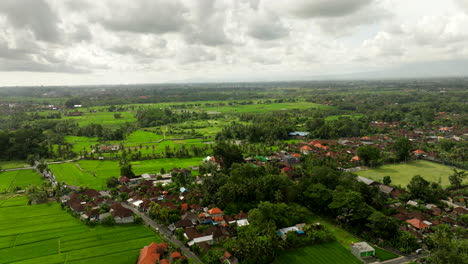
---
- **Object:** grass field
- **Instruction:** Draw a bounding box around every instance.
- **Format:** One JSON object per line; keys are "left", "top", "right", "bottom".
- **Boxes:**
{"left": 0, "top": 197, "right": 161, "bottom": 264}
{"left": 49, "top": 163, "right": 106, "bottom": 190}
{"left": 62, "top": 111, "right": 136, "bottom": 127}
{"left": 0, "top": 170, "right": 43, "bottom": 193}
{"left": 201, "top": 101, "right": 332, "bottom": 113}
{"left": 0, "top": 161, "right": 30, "bottom": 170}
{"left": 274, "top": 215, "right": 399, "bottom": 263}
{"left": 374, "top": 247, "right": 399, "bottom": 261}
{"left": 274, "top": 241, "right": 362, "bottom": 264}
{"left": 324, "top": 115, "right": 363, "bottom": 121}
{"left": 49, "top": 158, "right": 203, "bottom": 189}
{"left": 357, "top": 160, "right": 462, "bottom": 187}
{"left": 65, "top": 136, "right": 99, "bottom": 154}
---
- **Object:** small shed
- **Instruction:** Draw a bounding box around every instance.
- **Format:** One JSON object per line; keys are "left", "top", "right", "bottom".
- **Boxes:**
{"left": 350, "top": 242, "right": 375, "bottom": 258}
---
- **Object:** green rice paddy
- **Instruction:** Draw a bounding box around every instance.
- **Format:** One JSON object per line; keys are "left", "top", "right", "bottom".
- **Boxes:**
{"left": 0, "top": 170, "right": 43, "bottom": 193}
{"left": 274, "top": 242, "right": 361, "bottom": 264}
{"left": 0, "top": 197, "right": 161, "bottom": 264}
{"left": 49, "top": 158, "right": 203, "bottom": 189}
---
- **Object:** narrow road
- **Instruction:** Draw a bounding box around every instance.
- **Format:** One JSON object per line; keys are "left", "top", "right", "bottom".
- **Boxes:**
{"left": 1, "top": 160, "right": 75, "bottom": 172}
{"left": 122, "top": 203, "right": 203, "bottom": 264}
{"left": 2, "top": 167, "right": 35, "bottom": 172}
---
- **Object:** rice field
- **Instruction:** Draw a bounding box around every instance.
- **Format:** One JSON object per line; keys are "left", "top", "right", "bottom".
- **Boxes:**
{"left": 201, "top": 101, "right": 332, "bottom": 114}
{"left": 0, "top": 170, "right": 44, "bottom": 193}
{"left": 61, "top": 111, "right": 136, "bottom": 127}
{"left": 357, "top": 160, "right": 462, "bottom": 187}
{"left": 49, "top": 158, "right": 203, "bottom": 189}
{"left": 0, "top": 197, "right": 161, "bottom": 264}
{"left": 0, "top": 161, "right": 30, "bottom": 170}
{"left": 274, "top": 242, "right": 361, "bottom": 264}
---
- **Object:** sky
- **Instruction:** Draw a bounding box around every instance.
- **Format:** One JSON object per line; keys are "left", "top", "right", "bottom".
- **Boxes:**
{"left": 0, "top": 0, "right": 468, "bottom": 86}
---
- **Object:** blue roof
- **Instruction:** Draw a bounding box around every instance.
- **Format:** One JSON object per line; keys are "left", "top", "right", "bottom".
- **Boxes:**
{"left": 289, "top": 131, "right": 309, "bottom": 136}
{"left": 180, "top": 187, "right": 188, "bottom": 193}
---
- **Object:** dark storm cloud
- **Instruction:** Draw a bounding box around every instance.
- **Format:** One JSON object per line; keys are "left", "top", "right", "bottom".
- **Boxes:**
{"left": 0, "top": 59, "right": 90, "bottom": 73}
{"left": 97, "top": 0, "right": 188, "bottom": 35}
{"left": 0, "top": 0, "right": 61, "bottom": 42}
{"left": 0, "top": 44, "right": 32, "bottom": 61}
{"left": 288, "top": 0, "right": 373, "bottom": 18}
{"left": 248, "top": 15, "right": 289, "bottom": 41}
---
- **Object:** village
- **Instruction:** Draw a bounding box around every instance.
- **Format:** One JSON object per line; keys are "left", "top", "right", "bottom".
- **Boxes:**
{"left": 52, "top": 120, "right": 467, "bottom": 264}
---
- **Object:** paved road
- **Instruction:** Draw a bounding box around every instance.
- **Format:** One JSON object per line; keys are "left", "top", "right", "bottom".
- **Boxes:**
{"left": 122, "top": 203, "right": 203, "bottom": 264}
{"left": 1, "top": 160, "right": 75, "bottom": 172}
{"left": 2, "top": 166, "right": 35, "bottom": 172}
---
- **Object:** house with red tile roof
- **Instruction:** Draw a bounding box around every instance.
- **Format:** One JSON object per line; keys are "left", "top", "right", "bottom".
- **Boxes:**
{"left": 412, "top": 149, "right": 427, "bottom": 157}
{"left": 170, "top": 251, "right": 182, "bottom": 260}
{"left": 300, "top": 145, "right": 312, "bottom": 154}
{"left": 137, "top": 242, "right": 168, "bottom": 264}
{"left": 406, "top": 218, "right": 429, "bottom": 230}
{"left": 208, "top": 207, "right": 223, "bottom": 216}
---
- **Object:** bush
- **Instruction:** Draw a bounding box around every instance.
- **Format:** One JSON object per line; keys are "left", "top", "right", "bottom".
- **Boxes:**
{"left": 102, "top": 215, "right": 115, "bottom": 226}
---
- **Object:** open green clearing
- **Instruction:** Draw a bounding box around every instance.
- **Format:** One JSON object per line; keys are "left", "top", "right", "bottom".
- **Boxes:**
{"left": 201, "top": 101, "right": 332, "bottom": 113}
{"left": 275, "top": 214, "right": 398, "bottom": 263}
{"left": 274, "top": 241, "right": 362, "bottom": 264}
{"left": 324, "top": 114, "right": 362, "bottom": 121}
{"left": 0, "top": 161, "right": 30, "bottom": 170}
{"left": 0, "top": 170, "right": 43, "bottom": 193}
{"left": 61, "top": 111, "right": 136, "bottom": 127}
{"left": 0, "top": 197, "right": 161, "bottom": 264}
{"left": 65, "top": 136, "right": 99, "bottom": 154}
{"left": 357, "top": 160, "right": 462, "bottom": 187}
{"left": 50, "top": 158, "right": 203, "bottom": 189}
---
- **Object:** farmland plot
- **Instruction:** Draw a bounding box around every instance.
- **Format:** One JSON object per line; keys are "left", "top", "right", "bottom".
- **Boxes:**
{"left": 0, "top": 170, "right": 43, "bottom": 193}
{"left": 0, "top": 199, "right": 161, "bottom": 264}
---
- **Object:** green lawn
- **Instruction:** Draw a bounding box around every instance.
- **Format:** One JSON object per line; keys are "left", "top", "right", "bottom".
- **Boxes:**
{"left": 49, "top": 163, "right": 106, "bottom": 190}
{"left": 202, "top": 101, "right": 332, "bottom": 114}
{"left": 124, "top": 130, "right": 164, "bottom": 143}
{"left": 0, "top": 161, "right": 30, "bottom": 170}
{"left": 375, "top": 247, "right": 399, "bottom": 261}
{"left": 65, "top": 136, "right": 99, "bottom": 154}
{"left": 325, "top": 115, "right": 362, "bottom": 121}
{"left": 274, "top": 242, "right": 361, "bottom": 264}
{"left": 0, "top": 170, "right": 43, "bottom": 193}
{"left": 357, "top": 160, "right": 461, "bottom": 187}
{"left": 49, "top": 158, "right": 203, "bottom": 189}
{"left": 61, "top": 111, "right": 136, "bottom": 127}
{"left": 0, "top": 198, "right": 161, "bottom": 264}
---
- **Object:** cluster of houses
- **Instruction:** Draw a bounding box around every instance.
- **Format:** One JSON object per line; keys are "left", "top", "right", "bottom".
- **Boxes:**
{"left": 137, "top": 242, "right": 186, "bottom": 264}
{"left": 61, "top": 188, "right": 134, "bottom": 224}
{"left": 391, "top": 200, "right": 467, "bottom": 241}
{"left": 287, "top": 122, "right": 467, "bottom": 167}
{"left": 355, "top": 175, "right": 467, "bottom": 241}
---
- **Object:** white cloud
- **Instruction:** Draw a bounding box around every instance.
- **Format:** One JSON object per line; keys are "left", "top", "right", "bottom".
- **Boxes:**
{"left": 0, "top": 0, "right": 467, "bottom": 85}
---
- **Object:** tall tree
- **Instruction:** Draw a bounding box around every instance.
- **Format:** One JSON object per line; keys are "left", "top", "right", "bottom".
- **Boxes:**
{"left": 393, "top": 137, "right": 412, "bottom": 161}
{"left": 357, "top": 146, "right": 381, "bottom": 167}
{"left": 449, "top": 169, "right": 466, "bottom": 189}
{"left": 213, "top": 142, "right": 243, "bottom": 169}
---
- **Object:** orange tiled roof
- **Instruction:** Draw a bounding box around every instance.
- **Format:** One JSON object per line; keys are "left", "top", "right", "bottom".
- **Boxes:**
{"left": 406, "top": 218, "right": 429, "bottom": 229}
{"left": 208, "top": 207, "right": 223, "bottom": 215}
{"left": 137, "top": 242, "right": 162, "bottom": 264}
{"left": 171, "top": 251, "right": 182, "bottom": 259}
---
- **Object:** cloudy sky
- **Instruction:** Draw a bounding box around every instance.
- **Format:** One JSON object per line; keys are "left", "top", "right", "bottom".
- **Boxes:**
{"left": 0, "top": 0, "right": 468, "bottom": 86}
